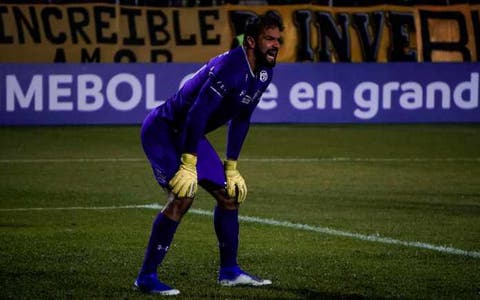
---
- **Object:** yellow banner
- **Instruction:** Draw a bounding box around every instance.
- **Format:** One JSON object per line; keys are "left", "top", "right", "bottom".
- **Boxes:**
{"left": 0, "top": 4, "right": 478, "bottom": 62}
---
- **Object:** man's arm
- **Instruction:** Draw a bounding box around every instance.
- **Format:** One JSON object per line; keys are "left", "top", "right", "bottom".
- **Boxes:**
{"left": 182, "top": 78, "right": 224, "bottom": 154}
{"left": 224, "top": 108, "right": 255, "bottom": 203}
{"left": 226, "top": 107, "right": 254, "bottom": 160}
{"left": 169, "top": 76, "right": 227, "bottom": 198}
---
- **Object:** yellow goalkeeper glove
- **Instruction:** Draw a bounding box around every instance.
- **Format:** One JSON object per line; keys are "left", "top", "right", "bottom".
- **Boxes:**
{"left": 224, "top": 160, "right": 247, "bottom": 203}
{"left": 169, "top": 153, "right": 198, "bottom": 198}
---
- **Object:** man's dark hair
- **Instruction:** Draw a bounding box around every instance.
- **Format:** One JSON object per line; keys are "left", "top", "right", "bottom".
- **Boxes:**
{"left": 244, "top": 11, "right": 284, "bottom": 41}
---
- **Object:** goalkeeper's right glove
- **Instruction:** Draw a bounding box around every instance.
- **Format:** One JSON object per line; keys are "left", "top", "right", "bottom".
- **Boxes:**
{"left": 169, "top": 153, "right": 198, "bottom": 198}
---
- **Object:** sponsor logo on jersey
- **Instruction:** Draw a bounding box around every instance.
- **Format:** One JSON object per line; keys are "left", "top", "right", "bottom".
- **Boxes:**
{"left": 216, "top": 80, "right": 226, "bottom": 93}
{"left": 241, "top": 95, "right": 253, "bottom": 104}
{"left": 210, "top": 79, "right": 227, "bottom": 97}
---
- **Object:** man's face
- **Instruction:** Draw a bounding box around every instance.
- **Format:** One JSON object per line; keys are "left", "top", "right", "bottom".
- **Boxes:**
{"left": 255, "top": 26, "right": 281, "bottom": 68}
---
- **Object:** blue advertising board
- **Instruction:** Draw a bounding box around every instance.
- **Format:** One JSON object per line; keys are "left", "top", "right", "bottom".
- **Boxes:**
{"left": 1, "top": 63, "right": 479, "bottom": 125}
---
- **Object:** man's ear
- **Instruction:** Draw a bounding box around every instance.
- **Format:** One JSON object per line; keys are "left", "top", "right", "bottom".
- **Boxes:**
{"left": 245, "top": 36, "right": 255, "bottom": 49}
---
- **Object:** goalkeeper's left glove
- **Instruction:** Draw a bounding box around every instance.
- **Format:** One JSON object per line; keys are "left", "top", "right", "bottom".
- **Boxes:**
{"left": 169, "top": 153, "right": 198, "bottom": 198}
{"left": 224, "top": 159, "right": 247, "bottom": 203}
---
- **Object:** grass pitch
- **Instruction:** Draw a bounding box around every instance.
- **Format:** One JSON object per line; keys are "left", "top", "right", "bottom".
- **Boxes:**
{"left": 0, "top": 124, "right": 479, "bottom": 299}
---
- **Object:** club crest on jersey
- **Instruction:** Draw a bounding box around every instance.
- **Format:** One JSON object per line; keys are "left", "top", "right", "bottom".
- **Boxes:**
{"left": 259, "top": 70, "right": 268, "bottom": 82}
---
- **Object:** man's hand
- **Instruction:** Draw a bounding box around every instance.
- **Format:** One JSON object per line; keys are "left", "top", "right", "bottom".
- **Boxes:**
{"left": 169, "top": 153, "right": 198, "bottom": 198}
{"left": 224, "top": 160, "right": 247, "bottom": 203}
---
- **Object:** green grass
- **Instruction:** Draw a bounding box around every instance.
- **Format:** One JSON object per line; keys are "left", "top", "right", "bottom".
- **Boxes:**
{"left": 1, "top": 124, "right": 479, "bottom": 299}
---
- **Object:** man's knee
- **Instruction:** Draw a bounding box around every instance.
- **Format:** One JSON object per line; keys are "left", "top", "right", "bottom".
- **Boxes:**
{"left": 162, "top": 193, "right": 194, "bottom": 221}
{"left": 213, "top": 189, "right": 239, "bottom": 210}
{"left": 199, "top": 181, "right": 239, "bottom": 210}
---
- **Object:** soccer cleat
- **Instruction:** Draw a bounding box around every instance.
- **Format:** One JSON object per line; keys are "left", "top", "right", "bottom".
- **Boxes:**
{"left": 218, "top": 265, "right": 272, "bottom": 287}
{"left": 134, "top": 273, "right": 180, "bottom": 296}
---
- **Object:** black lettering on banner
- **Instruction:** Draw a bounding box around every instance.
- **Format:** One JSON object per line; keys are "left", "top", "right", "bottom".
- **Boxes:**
{"left": 67, "top": 7, "right": 91, "bottom": 44}
{"left": 13, "top": 6, "right": 41, "bottom": 43}
{"left": 147, "top": 9, "right": 169, "bottom": 46}
{"left": 352, "top": 12, "right": 384, "bottom": 62}
{"left": 173, "top": 10, "right": 196, "bottom": 45}
{"left": 94, "top": 6, "right": 117, "bottom": 44}
{"left": 199, "top": 10, "right": 220, "bottom": 45}
{"left": 114, "top": 49, "right": 137, "bottom": 62}
{"left": 314, "top": 12, "right": 351, "bottom": 62}
{"left": 420, "top": 10, "right": 470, "bottom": 61}
{"left": 81, "top": 47, "right": 100, "bottom": 62}
{"left": 0, "top": 6, "right": 14, "bottom": 43}
{"left": 54, "top": 48, "right": 66, "bottom": 62}
{"left": 472, "top": 9, "right": 480, "bottom": 60}
{"left": 387, "top": 11, "right": 416, "bottom": 61}
{"left": 293, "top": 10, "right": 314, "bottom": 62}
{"left": 121, "top": 7, "right": 145, "bottom": 45}
{"left": 41, "top": 7, "right": 66, "bottom": 44}
{"left": 151, "top": 49, "right": 172, "bottom": 62}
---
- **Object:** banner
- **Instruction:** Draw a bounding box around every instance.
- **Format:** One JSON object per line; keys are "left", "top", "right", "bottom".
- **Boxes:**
{"left": 0, "top": 4, "right": 479, "bottom": 63}
{"left": 1, "top": 63, "right": 479, "bottom": 125}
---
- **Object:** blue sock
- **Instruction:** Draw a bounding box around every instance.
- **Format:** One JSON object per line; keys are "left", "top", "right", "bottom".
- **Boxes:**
{"left": 214, "top": 206, "right": 239, "bottom": 268}
{"left": 139, "top": 213, "right": 179, "bottom": 276}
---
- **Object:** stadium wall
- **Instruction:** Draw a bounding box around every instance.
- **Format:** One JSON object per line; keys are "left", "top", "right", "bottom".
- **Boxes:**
{"left": 0, "top": 3, "right": 479, "bottom": 63}
{"left": 1, "top": 63, "right": 479, "bottom": 125}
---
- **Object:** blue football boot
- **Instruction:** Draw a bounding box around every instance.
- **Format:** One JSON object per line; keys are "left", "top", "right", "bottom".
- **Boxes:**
{"left": 134, "top": 273, "right": 180, "bottom": 296}
{"left": 218, "top": 265, "right": 272, "bottom": 287}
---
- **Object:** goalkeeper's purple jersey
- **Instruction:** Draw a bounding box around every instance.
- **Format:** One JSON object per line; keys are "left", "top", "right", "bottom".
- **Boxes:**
{"left": 151, "top": 46, "right": 273, "bottom": 159}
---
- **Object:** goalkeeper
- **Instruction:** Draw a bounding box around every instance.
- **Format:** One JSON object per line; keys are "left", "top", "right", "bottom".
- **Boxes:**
{"left": 134, "top": 11, "right": 283, "bottom": 296}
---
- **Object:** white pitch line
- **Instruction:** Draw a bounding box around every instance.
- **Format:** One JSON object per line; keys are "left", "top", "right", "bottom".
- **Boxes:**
{"left": 0, "top": 157, "right": 479, "bottom": 164}
{"left": 1, "top": 203, "right": 479, "bottom": 259}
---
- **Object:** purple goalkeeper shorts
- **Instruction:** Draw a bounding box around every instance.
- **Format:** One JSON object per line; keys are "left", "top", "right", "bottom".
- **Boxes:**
{"left": 140, "top": 110, "right": 226, "bottom": 190}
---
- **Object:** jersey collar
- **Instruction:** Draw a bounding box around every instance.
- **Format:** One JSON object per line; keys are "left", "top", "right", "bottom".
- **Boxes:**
{"left": 241, "top": 46, "right": 255, "bottom": 78}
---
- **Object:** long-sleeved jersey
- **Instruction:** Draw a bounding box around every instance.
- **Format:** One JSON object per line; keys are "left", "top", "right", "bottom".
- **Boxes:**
{"left": 151, "top": 46, "right": 273, "bottom": 160}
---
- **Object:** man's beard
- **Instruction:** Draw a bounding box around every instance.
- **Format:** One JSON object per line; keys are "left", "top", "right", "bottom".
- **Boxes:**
{"left": 255, "top": 47, "right": 277, "bottom": 68}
